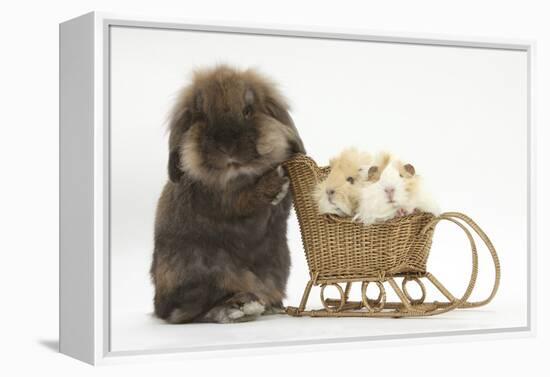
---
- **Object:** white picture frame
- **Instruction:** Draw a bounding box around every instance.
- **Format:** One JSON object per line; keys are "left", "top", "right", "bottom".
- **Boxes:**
{"left": 59, "top": 11, "right": 536, "bottom": 365}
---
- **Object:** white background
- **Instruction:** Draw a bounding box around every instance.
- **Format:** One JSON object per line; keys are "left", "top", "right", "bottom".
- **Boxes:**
{"left": 110, "top": 25, "right": 527, "bottom": 352}
{"left": 0, "top": 0, "right": 548, "bottom": 375}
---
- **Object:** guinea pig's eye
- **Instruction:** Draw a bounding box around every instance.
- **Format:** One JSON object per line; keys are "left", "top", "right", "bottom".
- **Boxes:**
{"left": 243, "top": 105, "right": 253, "bottom": 119}
{"left": 346, "top": 176, "right": 354, "bottom": 184}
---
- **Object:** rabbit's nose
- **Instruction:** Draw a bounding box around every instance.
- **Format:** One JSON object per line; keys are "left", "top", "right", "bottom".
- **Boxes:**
{"left": 327, "top": 189, "right": 335, "bottom": 196}
{"left": 217, "top": 144, "right": 235, "bottom": 156}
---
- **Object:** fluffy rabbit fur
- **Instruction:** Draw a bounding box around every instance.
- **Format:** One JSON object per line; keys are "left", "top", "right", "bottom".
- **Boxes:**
{"left": 313, "top": 148, "right": 372, "bottom": 216}
{"left": 151, "top": 65, "right": 305, "bottom": 324}
{"left": 355, "top": 152, "right": 439, "bottom": 225}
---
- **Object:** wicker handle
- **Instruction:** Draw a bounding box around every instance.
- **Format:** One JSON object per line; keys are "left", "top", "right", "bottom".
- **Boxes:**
{"left": 415, "top": 214, "right": 479, "bottom": 315}
{"left": 421, "top": 212, "right": 501, "bottom": 311}
{"left": 439, "top": 212, "right": 500, "bottom": 308}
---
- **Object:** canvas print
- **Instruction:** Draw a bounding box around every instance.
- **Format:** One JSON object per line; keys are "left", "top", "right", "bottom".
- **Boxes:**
{"left": 109, "top": 26, "right": 528, "bottom": 352}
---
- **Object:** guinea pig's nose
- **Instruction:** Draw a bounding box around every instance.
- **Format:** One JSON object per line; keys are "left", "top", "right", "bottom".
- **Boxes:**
{"left": 385, "top": 187, "right": 395, "bottom": 197}
{"left": 327, "top": 189, "right": 335, "bottom": 196}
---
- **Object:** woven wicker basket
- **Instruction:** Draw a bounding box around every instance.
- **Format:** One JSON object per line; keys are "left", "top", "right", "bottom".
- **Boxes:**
{"left": 283, "top": 154, "right": 501, "bottom": 317}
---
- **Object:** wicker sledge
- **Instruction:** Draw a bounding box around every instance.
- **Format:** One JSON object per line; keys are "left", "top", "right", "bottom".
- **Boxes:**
{"left": 282, "top": 154, "right": 501, "bottom": 318}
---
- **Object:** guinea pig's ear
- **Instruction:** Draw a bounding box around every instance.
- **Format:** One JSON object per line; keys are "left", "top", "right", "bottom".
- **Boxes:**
{"left": 402, "top": 163, "right": 416, "bottom": 178}
{"left": 265, "top": 96, "right": 306, "bottom": 155}
{"left": 367, "top": 166, "right": 380, "bottom": 182}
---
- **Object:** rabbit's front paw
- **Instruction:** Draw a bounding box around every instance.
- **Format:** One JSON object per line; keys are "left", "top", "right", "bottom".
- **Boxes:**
{"left": 258, "top": 166, "right": 290, "bottom": 206}
{"left": 271, "top": 165, "right": 290, "bottom": 205}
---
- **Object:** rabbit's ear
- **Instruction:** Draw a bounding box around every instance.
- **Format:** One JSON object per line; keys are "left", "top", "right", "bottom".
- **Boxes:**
{"left": 265, "top": 97, "right": 306, "bottom": 155}
{"left": 167, "top": 109, "right": 191, "bottom": 183}
{"left": 168, "top": 149, "right": 183, "bottom": 183}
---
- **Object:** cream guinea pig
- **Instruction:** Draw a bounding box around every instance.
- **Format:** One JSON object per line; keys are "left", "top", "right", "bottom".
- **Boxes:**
{"left": 313, "top": 147, "right": 373, "bottom": 216}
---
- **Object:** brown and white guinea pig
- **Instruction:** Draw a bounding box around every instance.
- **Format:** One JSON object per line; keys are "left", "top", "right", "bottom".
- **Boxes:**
{"left": 402, "top": 166, "right": 440, "bottom": 217}
{"left": 151, "top": 65, "right": 305, "bottom": 324}
{"left": 313, "top": 148, "right": 372, "bottom": 216}
{"left": 354, "top": 152, "right": 439, "bottom": 225}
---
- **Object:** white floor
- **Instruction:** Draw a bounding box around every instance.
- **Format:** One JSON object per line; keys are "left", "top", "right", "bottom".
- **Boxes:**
{"left": 111, "top": 299, "right": 525, "bottom": 353}
{"left": 111, "top": 229, "right": 527, "bottom": 353}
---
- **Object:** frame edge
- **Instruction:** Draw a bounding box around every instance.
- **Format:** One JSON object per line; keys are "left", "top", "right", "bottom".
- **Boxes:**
{"left": 59, "top": 11, "right": 97, "bottom": 365}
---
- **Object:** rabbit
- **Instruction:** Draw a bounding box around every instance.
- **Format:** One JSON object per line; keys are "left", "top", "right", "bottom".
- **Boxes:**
{"left": 150, "top": 65, "right": 306, "bottom": 324}
{"left": 313, "top": 148, "right": 372, "bottom": 216}
{"left": 354, "top": 152, "right": 439, "bottom": 225}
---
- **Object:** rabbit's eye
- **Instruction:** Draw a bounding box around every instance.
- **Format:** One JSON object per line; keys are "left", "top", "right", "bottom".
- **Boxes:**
{"left": 243, "top": 105, "right": 253, "bottom": 119}
{"left": 192, "top": 112, "right": 207, "bottom": 123}
{"left": 346, "top": 176, "right": 354, "bottom": 184}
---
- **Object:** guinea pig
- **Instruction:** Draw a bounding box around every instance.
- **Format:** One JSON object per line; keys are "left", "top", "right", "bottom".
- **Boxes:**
{"left": 314, "top": 169, "right": 360, "bottom": 216}
{"left": 401, "top": 164, "right": 440, "bottom": 216}
{"left": 354, "top": 152, "right": 439, "bottom": 225}
{"left": 313, "top": 148, "right": 372, "bottom": 216}
{"left": 151, "top": 65, "right": 306, "bottom": 324}
{"left": 354, "top": 152, "right": 406, "bottom": 225}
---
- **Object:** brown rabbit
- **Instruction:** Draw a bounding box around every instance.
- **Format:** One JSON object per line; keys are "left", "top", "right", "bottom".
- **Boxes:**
{"left": 150, "top": 65, "right": 305, "bottom": 323}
